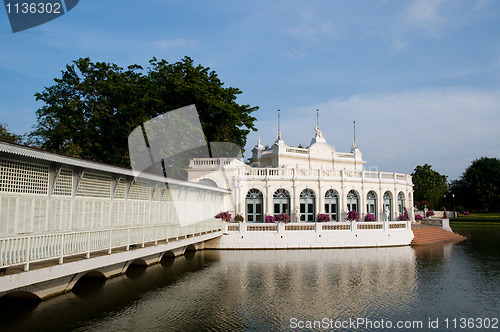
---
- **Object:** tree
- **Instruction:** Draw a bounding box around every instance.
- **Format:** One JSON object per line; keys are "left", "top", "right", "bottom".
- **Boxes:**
{"left": 451, "top": 157, "right": 500, "bottom": 212}
{"left": 411, "top": 164, "right": 447, "bottom": 209}
{"left": 0, "top": 123, "right": 23, "bottom": 144}
{"left": 29, "top": 57, "right": 258, "bottom": 168}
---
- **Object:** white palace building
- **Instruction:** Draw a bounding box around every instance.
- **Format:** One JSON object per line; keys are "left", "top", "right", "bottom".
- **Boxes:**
{"left": 187, "top": 124, "right": 415, "bottom": 225}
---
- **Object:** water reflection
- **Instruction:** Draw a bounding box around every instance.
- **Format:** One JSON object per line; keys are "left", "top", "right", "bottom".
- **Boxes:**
{"left": 3, "top": 228, "right": 500, "bottom": 332}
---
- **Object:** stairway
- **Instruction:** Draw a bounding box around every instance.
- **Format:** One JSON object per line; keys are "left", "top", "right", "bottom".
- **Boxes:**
{"left": 411, "top": 224, "right": 466, "bottom": 246}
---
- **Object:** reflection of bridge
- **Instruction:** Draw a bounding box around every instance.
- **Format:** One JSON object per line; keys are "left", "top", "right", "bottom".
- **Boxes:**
{"left": 0, "top": 141, "right": 226, "bottom": 299}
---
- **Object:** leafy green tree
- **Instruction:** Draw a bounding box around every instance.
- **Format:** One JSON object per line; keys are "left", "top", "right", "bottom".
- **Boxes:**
{"left": 412, "top": 164, "right": 447, "bottom": 209}
{"left": 0, "top": 123, "right": 23, "bottom": 143}
{"left": 29, "top": 56, "right": 258, "bottom": 167}
{"left": 451, "top": 157, "right": 500, "bottom": 212}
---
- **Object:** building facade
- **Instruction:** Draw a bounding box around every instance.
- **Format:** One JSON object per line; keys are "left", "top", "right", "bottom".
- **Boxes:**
{"left": 188, "top": 126, "right": 414, "bottom": 223}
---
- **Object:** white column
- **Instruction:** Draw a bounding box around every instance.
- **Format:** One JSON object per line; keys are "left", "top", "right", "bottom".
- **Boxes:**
{"left": 293, "top": 182, "right": 300, "bottom": 222}
{"left": 265, "top": 182, "right": 272, "bottom": 216}
{"left": 317, "top": 180, "right": 323, "bottom": 216}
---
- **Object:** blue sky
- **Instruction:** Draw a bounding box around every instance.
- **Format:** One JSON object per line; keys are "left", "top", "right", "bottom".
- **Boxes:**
{"left": 1, "top": 0, "right": 499, "bottom": 180}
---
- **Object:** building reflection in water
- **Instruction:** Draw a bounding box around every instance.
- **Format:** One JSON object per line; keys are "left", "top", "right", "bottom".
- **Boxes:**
{"left": 210, "top": 247, "right": 418, "bottom": 327}
{"left": 8, "top": 245, "right": 475, "bottom": 332}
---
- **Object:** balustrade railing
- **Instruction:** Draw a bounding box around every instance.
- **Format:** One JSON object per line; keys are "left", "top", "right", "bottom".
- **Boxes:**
{"left": 224, "top": 221, "right": 410, "bottom": 233}
{"left": 0, "top": 219, "right": 223, "bottom": 271}
{"left": 241, "top": 167, "right": 411, "bottom": 183}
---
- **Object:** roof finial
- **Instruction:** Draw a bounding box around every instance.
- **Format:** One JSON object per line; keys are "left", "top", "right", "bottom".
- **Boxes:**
{"left": 314, "top": 109, "right": 324, "bottom": 139}
{"left": 351, "top": 120, "right": 357, "bottom": 152}
{"left": 277, "top": 109, "right": 281, "bottom": 140}
{"left": 353, "top": 120, "right": 356, "bottom": 143}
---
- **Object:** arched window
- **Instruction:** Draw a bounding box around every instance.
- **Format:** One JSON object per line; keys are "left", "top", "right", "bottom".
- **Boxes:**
{"left": 273, "top": 188, "right": 290, "bottom": 215}
{"left": 198, "top": 178, "right": 218, "bottom": 187}
{"left": 366, "top": 191, "right": 377, "bottom": 218}
{"left": 324, "top": 189, "right": 338, "bottom": 221}
{"left": 300, "top": 189, "right": 316, "bottom": 222}
{"left": 397, "top": 192, "right": 405, "bottom": 216}
{"left": 383, "top": 191, "right": 393, "bottom": 221}
{"left": 347, "top": 190, "right": 359, "bottom": 212}
{"left": 246, "top": 189, "right": 263, "bottom": 223}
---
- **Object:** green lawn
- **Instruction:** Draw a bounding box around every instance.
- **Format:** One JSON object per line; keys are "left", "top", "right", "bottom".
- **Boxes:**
{"left": 450, "top": 212, "right": 500, "bottom": 227}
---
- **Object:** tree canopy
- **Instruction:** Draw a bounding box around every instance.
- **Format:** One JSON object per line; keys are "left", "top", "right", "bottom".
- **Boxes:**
{"left": 0, "top": 123, "right": 23, "bottom": 144}
{"left": 412, "top": 164, "right": 447, "bottom": 209}
{"left": 451, "top": 157, "right": 500, "bottom": 212}
{"left": 29, "top": 56, "right": 258, "bottom": 167}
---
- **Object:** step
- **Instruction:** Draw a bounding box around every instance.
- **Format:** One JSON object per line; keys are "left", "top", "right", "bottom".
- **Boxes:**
{"left": 410, "top": 225, "right": 465, "bottom": 245}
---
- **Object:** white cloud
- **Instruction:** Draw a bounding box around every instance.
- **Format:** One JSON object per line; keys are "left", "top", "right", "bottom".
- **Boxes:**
{"left": 404, "top": 0, "right": 448, "bottom": 33}
{"left": 475, "top": 0, "right": 491, "bottom": 10}
{"left": 283, "top": 8, "right": 339, "bottom": 42}
{"left": 150, "top": 38, "right": 198, "bottom": 50}
{"left": 392, "top": 0, "right": 449, "bottom": 49}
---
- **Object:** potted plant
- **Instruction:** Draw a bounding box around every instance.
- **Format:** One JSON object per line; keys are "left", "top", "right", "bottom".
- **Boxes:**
{"left": 317, "top": 213, "right": 330, "bottom": 222}
{"left": 346, "top": 210, "right": 360, "bottom": 221}
{"left": 274, "top": 213, "right": 290, "bottom": 223}
{"left": 265, "top": 215, "right": 275, "bottom": 223}
{"left": 415, "top": 214, "right": 423, "bottom": 221}
{"left": 364, "top": 213, "right": 376, "bottom": 222}
{"left": 214, "top": 211, "right": 232, "bottom": 222}
{"left": 234, "top": 214, "right": 244, "bottom": 223}
{"left": 398, "top": 207, "right": 410, "bottom": 221}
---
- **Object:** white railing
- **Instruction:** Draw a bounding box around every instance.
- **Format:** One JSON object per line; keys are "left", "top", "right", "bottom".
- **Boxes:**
{"left": 286, "top": 147, "right": 308, "bottom": 155}
{"left": 363, "top": 171, "right": 379, "bottom": 179}
{"left": 337, "top": 153, "right": 355, "bottom": 159}
{"left": 0, "top": 219, "right": 223, "bottom": 271}
{"left": 224, "top": 221, "right": 410, "bottom": 233}
{"left": 189, "top": 158, "right": 243, "bottom": 168}
{"left": 0, "top": 193, "right": 224, "bottom": 235}
{"left": 241, "top": 168, "right": 411, "bottom": 183}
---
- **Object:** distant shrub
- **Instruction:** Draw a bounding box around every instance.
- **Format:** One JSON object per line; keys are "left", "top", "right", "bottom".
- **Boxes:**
{"left": 463, "top": 211, "right": 470, "bottom": 216}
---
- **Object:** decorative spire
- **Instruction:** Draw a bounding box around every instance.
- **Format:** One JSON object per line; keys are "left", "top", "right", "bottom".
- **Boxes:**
{"left": 353, "top": 120, "right": 356, "bottom": 142}
{"left": 351, "top": 120, "right": 357, "bottom": 152}
{"left": 277, "top": 109, "right": 281, "bottom": 140}
{"left": 316, "top": 109, "right": 319, "bottom": 128}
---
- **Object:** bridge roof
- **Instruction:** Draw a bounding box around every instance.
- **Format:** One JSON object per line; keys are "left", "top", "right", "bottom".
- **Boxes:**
{"left": 0, "top": 140, "right": 230, "bottom": 193}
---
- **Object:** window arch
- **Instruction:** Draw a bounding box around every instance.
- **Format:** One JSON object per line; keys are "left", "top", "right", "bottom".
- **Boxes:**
{"left": 383, "top": 191, "right": 393, "bottom": 221}
{"left": 347, "top": 190, "right": 359, "bottom": 212}
{"left": 273, "top": 188, "right": 290, "bottom": 215}
{"left": 300, "top": 189, "right": 316, "bottom": 222}
{"left": 324, "top": 189, "right": 338, "bottom": 221}
{"left": 397, "top": 192, "right": 405, "bottom": 216}
{"left": 366, "top": 191, "right": 377, "bottom": 218}
{"left": 198, "top": 178, "right": 218, "bottom": 187}
{"left": 246, "top": 188, "right": 263, "bottom": 223}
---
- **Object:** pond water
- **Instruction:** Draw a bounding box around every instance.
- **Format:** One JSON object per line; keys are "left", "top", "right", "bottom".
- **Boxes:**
{"left": 3, "top": 226, "right": 500, "bottom": 332}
